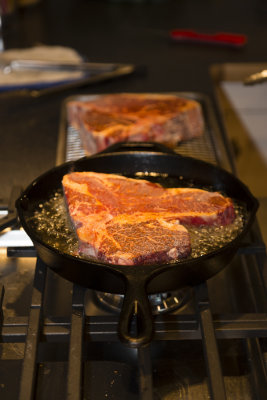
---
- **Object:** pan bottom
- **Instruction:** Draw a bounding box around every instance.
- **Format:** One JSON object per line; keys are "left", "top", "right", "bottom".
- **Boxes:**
{"left": 94, "top": 287, "right": 193, "bottom": 315}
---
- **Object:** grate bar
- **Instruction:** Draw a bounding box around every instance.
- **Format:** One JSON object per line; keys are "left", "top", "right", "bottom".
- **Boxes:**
{"left": 67, "top": 284, "right": 86, "bottom": 400}
{"left": 2, "top": 313, "right": 267, "bottom": 343}
{"left": 246, "top": 337, "right": 267, "bottom": 399}
{"left": 196, "top": 283, "right": 227, "bottom": 400}
{"left": 19, "top": 258, "right": 47, "bottom": 400}
{"left": 7, "top": 247, "right": 37, "bottom": 258}
{"left": 138, "top": 345, "right": 154, "bottom": 400}
{"left": 0, "top": 284, "right": 4, "bottom": 329}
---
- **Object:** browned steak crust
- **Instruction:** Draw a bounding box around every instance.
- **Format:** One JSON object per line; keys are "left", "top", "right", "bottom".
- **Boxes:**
{"left": 62, "top": 172, "right": 235, "bottom": 265}
{"left": 67, "top": 93, "right": 204, "bottom": 154}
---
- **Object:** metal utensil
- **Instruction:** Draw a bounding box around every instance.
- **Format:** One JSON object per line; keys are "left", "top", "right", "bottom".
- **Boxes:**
{"left": 243, "top": 69, "right": 267, "bottom": 85}
{"left": 0, "top": 59, "right": 117, "bottom": 74}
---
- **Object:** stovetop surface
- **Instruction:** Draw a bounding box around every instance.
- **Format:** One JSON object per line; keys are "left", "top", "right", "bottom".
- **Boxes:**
{"left": 1, "top": 90, "right": 267, "bottom": 399}
{"left": 0, "top": 233, "right": 267, "bottom": 399}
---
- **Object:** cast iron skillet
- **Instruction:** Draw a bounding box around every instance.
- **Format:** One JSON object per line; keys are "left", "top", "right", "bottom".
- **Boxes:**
{"left": 16, "top": 142, "right": 258, "bottom": 347}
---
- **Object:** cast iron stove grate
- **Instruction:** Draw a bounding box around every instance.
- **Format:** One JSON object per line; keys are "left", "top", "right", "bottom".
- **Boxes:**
{"left": 0, "top": 236, "right": 267, "bottom": 399}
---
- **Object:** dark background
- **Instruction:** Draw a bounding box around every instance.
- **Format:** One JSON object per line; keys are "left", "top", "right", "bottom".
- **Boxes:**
{"left": 1, "top": 0, "right": 267, "bottom": 202}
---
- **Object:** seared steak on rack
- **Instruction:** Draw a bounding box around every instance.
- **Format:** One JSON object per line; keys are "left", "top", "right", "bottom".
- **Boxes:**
{"left": 62, "top": 172, "right": 235, "bottom": 265}
{"left": 67, "top": 93, "right": 204, "bottom": 154}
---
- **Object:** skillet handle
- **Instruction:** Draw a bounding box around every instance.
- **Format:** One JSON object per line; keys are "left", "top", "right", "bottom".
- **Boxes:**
{"left": 118, "top": 275, "right": 153, "bottom": 348}
{"left": 99, "top": 141, "right": 176, "bottom": 155}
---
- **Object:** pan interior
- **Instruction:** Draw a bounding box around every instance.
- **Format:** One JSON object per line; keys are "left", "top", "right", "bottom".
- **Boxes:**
{"left": 24, "top": 170, "right": 248, "bottom": 265}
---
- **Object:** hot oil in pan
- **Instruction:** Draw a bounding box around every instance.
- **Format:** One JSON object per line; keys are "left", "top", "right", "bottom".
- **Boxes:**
{"left": 27, "top": 173, "right": 247, "bottom": 262}
{"left": 29, "top": 191, "right": 79, "bottom": 256}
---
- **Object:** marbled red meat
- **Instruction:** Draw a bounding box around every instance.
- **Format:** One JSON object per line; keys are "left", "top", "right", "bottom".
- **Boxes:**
{"left": 62, "top": 172, "right": 235, "bottom": 265}
{"left": 67, "top": 93, "right": 204, "bottom": 154}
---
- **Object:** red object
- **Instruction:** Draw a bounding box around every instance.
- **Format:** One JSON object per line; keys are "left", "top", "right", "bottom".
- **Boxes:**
{"left": 170, "top": 29, "right": 247, "bottom": 47}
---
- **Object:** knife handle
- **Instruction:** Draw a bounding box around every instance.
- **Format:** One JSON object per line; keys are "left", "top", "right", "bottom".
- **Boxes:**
{"left": 170, "top": 29, "right": 247, "bottom": 47}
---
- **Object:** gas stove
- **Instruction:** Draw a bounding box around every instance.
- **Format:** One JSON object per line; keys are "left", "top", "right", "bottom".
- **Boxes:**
{"left": 0, "top": 226, "right": 267, "bottom": 399}
{"left": 1, "top": 93, "right": 267, "bottom": 399}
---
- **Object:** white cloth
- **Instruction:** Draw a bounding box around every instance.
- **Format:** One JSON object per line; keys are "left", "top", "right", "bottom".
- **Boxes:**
{"left": 0, "top": 45, "right": 84, "bottom": 88}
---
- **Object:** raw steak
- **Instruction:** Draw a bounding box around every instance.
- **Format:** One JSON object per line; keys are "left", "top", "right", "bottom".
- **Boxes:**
{"left": 67, "top": 93, "right": 204, "bottom": 154}
{"left": 62, "top": 172, "right": 235, "bottom": 265}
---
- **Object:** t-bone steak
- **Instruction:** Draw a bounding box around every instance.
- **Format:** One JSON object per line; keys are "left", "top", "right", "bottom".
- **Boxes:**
{"left": 67, "top": 93, "right": 204, "bottom": 154}
{"left": 62, "top": 172, "right": 235, "bottom": 266}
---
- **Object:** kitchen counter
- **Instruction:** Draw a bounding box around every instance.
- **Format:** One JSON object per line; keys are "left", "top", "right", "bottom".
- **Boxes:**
{"left": 211, "top": 63, "right": 267, "bottom": 245}
{"left": 1, "top": 0, "right": 267, "bottom": 242}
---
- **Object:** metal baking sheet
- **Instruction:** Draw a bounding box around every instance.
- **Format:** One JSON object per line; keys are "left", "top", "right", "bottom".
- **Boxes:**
{"left": 0, "top": 63, "right": 135, "bottom": 98}
{"left": 56, "top": 92, "right": 233, "bottom": 171}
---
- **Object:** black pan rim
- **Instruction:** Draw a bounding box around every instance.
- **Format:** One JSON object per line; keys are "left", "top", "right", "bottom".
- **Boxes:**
{"left": 15, "top": 149, "right": 259, "bottom": 275}
{"left": 17, "top": 149, "right": 259, "bottom": 200}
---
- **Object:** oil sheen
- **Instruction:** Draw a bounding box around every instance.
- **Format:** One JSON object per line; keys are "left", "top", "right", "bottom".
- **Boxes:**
{"left": 28, "top": 189, "right": 247, "bottom": 263}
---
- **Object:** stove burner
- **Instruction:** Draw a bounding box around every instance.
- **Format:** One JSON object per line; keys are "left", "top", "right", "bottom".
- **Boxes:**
{"left": 95, "top": 288, "right": 192, "bottom": 315}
